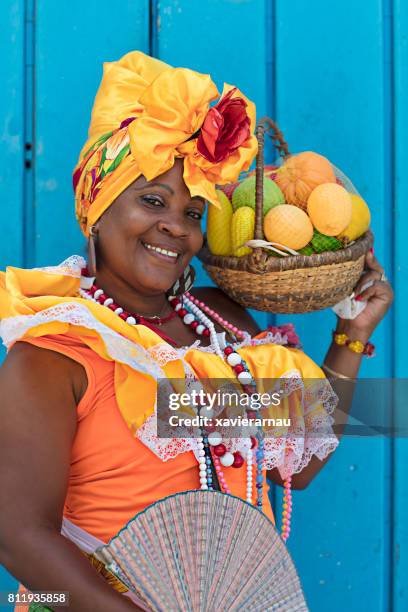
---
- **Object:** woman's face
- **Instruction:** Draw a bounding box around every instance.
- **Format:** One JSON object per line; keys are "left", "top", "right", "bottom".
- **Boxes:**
{"left": 95, "top": 158, "right": 205, "bottom": 295}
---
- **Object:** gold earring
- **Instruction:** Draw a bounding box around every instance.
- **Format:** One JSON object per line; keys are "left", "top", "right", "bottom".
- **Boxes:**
{"left": 88, "top": 225, "right": 98, "bottom": 277}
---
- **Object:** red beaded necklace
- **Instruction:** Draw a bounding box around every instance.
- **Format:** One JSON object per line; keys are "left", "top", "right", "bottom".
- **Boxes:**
{"left": 82, "top": 281, "right": 182, "bottom": 346}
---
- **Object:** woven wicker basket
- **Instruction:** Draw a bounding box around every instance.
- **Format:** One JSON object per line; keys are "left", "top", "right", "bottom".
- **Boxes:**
{"left": 198, "top": 117, "right": 373, "bottom": 314}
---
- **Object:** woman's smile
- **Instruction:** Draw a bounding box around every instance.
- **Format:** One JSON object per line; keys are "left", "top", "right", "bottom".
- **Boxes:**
{"left": 141, "top": 240, "right": 181, "bottom": 264}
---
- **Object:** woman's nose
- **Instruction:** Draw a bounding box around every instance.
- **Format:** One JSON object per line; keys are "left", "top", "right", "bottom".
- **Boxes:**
{"left": 157, "top": 214, "right": 188, "bottom": 238}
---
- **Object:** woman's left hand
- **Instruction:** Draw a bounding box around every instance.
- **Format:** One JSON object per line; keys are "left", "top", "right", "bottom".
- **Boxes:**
{"left": 341, "top": 249, "right": 394, "bottom": 336}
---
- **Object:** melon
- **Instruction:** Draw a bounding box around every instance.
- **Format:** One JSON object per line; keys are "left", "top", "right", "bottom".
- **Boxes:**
{"left": 232, "top": 176, "right": 285, "bottom": 216}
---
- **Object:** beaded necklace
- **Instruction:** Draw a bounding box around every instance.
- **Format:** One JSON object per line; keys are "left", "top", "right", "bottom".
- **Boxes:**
{"left": 79, "top": 277, "right": 292, "bottom": 542}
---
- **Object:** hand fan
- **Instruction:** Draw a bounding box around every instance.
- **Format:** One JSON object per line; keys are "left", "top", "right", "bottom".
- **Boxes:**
{"left": 94, "top": 490, "right": 308, "bottom": 611}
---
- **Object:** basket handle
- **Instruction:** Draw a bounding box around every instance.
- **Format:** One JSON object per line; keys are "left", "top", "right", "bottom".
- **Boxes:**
{"left": 254, "top": 117, "right": 291, "bottom": 241}
{"left": 260, "top": 117, "right": 291, "bottom": 160}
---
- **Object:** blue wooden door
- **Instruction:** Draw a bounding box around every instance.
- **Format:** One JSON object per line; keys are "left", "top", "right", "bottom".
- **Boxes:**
{"left": 1, "top": 2, "right": 406, "bottom": 610}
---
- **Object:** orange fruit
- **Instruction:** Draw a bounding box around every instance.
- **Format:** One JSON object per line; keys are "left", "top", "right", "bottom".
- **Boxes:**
{"left": 307, "top": 183, "right": 352, "bottom": 236}
{"left": 263, "top": 204, "right": 314, "bottom": 250}
{"left": 274, "top": 151, "right": 336, "bottom": 210}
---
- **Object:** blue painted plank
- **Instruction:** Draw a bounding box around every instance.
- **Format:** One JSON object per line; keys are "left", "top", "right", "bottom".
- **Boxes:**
{"left": 392, "top": 1, "right": 408, "bottom": 609}
{"left": 274, "top": 1, "right": 392, "bottom": 610}
{"left": 0, "top": 0, "right": 24, "bottom": 594}
{"left": 393, "top": 2, "right": 408, "bottom": 378}
{"left": 0, "top": 1, "right": 25, "bottom": 269}
{"left": 34, "top": 1, "right": 150, "bottom": 267}
{"left": 156, "top": 0, "right": 271, "bottom": 330}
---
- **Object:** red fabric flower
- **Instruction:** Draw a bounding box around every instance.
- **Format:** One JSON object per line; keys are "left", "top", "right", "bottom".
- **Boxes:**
{"left": 197, "top": 88, "right": 251, "bottom": 163}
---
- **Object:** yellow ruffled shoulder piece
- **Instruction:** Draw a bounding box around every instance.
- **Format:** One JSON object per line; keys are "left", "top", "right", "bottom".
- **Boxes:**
{"left": 0, "top": 260, "right": 187, "bottom": 431}
{"left": 0, "top": 258, "right": 339, "bottom": 477}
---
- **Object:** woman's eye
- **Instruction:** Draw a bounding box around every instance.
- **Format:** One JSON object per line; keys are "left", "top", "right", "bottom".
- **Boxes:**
{"left": 188, "top": 210, "right": 203, "bottom": 220}
{"left": 142, "top": 195, "right": 163, "bottom": 207}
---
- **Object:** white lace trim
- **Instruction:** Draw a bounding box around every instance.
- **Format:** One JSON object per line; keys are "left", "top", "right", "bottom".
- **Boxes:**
{"left": 32, "top": 255, "right": 86, "bottom": 277}
{"left": 0, "top": 302, "right": 165, "bottom": 381}
{"left": 235, "top": 330, "right": 290, "bottom": 349}
{"left": 261, "top": 370, "right": 339, "bottom": 479}
{"left": 0, "top": 256, "right": 339, "bottom": 477}
{"left": 140, "top": 367, "right": 339, "bottom": 479}
{"left": 186, "top": 330, "right": 299, "bottom": 356}
{"left": 147, "top": 340, "right": 200, "bottom": 365}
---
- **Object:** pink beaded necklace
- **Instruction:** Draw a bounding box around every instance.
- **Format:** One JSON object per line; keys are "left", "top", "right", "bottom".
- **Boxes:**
{"left": 185, "top": 291, "right": 247, "bottom": 341}
{"left": 79, "top": 275, "right": 292, "bottom": 542}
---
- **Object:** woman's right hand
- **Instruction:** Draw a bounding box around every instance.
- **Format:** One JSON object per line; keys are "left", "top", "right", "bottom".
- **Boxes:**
{"left": 342, "top": 249, "right": 394, "bottom": 336}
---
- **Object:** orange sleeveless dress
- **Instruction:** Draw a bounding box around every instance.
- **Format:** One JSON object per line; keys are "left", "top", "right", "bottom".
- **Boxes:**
{"left": 20, "top": 333, "right": 276, "bottom": 544}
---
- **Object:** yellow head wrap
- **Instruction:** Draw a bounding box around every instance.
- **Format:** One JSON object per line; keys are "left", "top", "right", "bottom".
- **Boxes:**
{"left": 73, "top": 51, "right": 258, "bottom": 237}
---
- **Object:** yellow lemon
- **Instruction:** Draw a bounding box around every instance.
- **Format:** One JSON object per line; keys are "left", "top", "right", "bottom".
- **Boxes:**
{"left": 263, "top": 204, "right": 314, "bottom": 250}
{"left": 307, "top": 183, "right": 352, "bottom": 236}
{"left": 207, "top": 190, "right": 233, "bottom": 255}
{"left": 338, "top": 194, "right": 371, "bottom": 242}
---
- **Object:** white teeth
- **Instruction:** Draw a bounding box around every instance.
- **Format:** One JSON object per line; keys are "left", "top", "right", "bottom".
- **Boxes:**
{"left": 144, "top": 243, "right": 178, "bottom": 258}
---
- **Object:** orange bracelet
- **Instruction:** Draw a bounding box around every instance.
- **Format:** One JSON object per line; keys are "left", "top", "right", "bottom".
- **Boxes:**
{"left": 332, "top": 331, "right": 375, "bottom": 357}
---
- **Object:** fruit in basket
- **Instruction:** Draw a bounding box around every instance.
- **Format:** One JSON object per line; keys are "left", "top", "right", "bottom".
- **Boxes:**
{"left": 337, "top": 193, "right": 371, "bottom": 242}
{"left": 307, "top": 183, "right": 352, "bottom": 236}
{"left": 231, "top": 206, "right": 255, "bottom": 256}
{"left": 206, "top": 190, "right": 233, "bottom": 256}
{"left": 274, "top": 152, "right": 336, "bottom": 210}
{"left": 298, "top": 244, "right": 315, "bottom": 256}
{"left": 232, "top": 176, "right": 285, "bottom": 215}
{"left": 311, "top": 229, "right": 343, "bottom": 253}
{"left": 263, "top": 204, "right": 314, "bottom": 250}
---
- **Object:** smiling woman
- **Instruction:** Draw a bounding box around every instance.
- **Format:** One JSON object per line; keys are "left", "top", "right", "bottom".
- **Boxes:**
{"left": 0, "top": 50, "right": 393, "bottom": 611}
{"left": 94, "top": 159, "right": 205, "bottom": 307}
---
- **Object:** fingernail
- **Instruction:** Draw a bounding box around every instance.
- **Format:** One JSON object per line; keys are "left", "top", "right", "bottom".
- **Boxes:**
{"left": 370, "top": 247, "right": 374, "bottom": 255}
{"left": 355, "top": 295, "right": 362, "bottom": 301}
